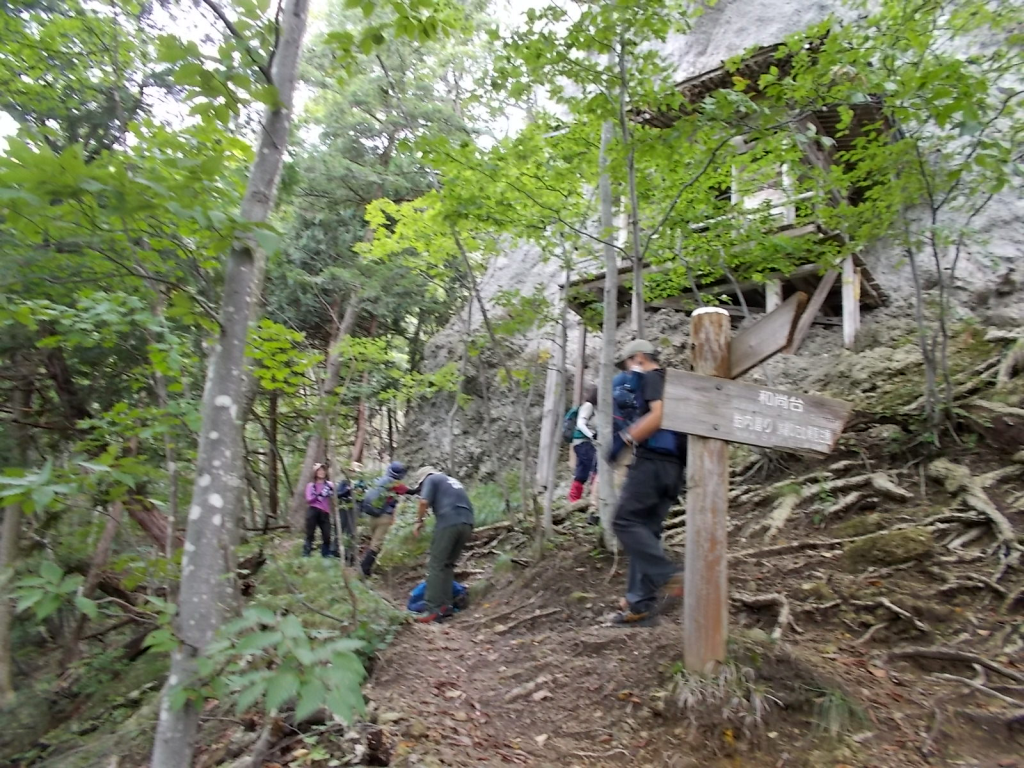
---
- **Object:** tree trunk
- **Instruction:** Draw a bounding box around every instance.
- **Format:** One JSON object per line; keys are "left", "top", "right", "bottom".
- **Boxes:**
{"left": 350, "top": 314, "right": 377, "bottom": 467}
{"left": 288, "top": 295, "right": 361, "bottom": 525}
{"left": 447, "top": 300, "right": 473, "bottom": 472}
{"left": 67, "top": 499, "right": 124, "bottom": 664}
{"left": 127, "top": 497, "right": 184, "bottom": 550}
{"left": 596, "top": 119, "right": 619, "bottom": 551}
{"left": 617, "top": 40, "right": 644, "bottom": 339}
{"left": 0, "top": 371, "right": 30, "bottom": 707}
{"left": 386, "top": 405, "right": 395, "bottom": 458}
{"left": 151, "top": 1, "right": 310, "bottom": 764}
{"left": 542, "top": 262, "right": 571, "bottom": 536}
{"left": 267, "top": 390, "right": 279, "bottom": 520}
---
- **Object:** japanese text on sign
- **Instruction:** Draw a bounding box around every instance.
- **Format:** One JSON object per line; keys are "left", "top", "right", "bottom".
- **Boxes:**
{"left": 732, "top": 413, "right": 833, "bottom": 445}
{"left": 758, "top": 390, "right": 804, "bottom": 412}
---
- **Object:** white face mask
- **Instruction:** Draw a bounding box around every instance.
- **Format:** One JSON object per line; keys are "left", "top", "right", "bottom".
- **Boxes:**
{"left": 630, "top": 364, "right": 644, "bottom": 373}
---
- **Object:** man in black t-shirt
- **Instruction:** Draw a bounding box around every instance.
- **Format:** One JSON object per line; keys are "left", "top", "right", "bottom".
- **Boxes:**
{"left": 605, "top": 339, "right": 685, "bottom": 627}
{"left": 410, "top": 466, "right": 475, "bottom": 624}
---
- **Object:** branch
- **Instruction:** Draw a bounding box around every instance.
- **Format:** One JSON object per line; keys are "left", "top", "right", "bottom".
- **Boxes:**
{"left": 202, "top": 0, "right": 274, "bottom": 85}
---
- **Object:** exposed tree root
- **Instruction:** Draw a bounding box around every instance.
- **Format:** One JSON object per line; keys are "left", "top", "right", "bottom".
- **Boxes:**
{"left": 762, "top": 494, "right": 802, "bottom": 541}
{"left": 902, "top": 355, "right": 1001, "bottom": 414}
{"left": 931, "top": 673, "right": 1024, "bottom": 708}
{"left": 870, "top": 473, "right": 915, "bottom": 501}
{"left": 962, "top": 707, "right": 1024, "bottom": 728}
{"left": 504, "top": 673, "right": 553, "bottom": 703}
{"left": 492, "top": 607, "right": 561, "bottom": 635}
{"left": 854, "top": 622, "right": 890, "bottom": 645}
{"left": 822, "top": 491, "right": 872, "bottom": 518}
{"left": 747, "top": 472, "right": 912, "bottom": 541}
{"left": 850, "top": 598, "right": 930, "bottom": 634}
{"left": 731, "top": 512, "right": 981, "bottom": 561}
{"left": 927, "top": 459, "right": 1022, "bottom": 576}
{"left": 732, "top": 462, "right": 859, "bottom": 507}
{"left": 889, "top": 647, "right": 1024, "bottom": 683}
{"left": 733, "top": 592, "right": 798, "bottom": 641}
{"left": 935, "top": 575, "right": 1008, "bottom": 598}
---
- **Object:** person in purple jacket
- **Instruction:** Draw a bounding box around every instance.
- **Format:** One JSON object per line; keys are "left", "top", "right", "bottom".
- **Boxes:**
{"left": 303, "top": 463, "right": 334, "bottom": 557}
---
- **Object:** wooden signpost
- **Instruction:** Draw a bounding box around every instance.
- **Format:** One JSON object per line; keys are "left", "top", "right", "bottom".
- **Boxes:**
{"left": 666, "top": 304, "right": 852, "bottom": 673}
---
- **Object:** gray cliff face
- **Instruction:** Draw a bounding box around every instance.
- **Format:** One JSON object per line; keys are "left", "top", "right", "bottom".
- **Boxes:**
{"left": 399, "top": 0, "right": 1024, "bottom": 478}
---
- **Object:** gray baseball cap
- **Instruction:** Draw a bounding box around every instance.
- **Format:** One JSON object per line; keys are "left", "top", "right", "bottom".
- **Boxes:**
{"left": 616, "top": 338, "right": 656, "bottom": 368}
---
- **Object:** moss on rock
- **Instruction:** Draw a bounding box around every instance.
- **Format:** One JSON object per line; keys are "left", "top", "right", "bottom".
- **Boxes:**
{"left": 843, "top": 527, "right": 934, "bottom": 570}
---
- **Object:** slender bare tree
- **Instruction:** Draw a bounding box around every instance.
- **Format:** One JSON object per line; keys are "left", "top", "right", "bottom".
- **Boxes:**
{"left": 151, "top": 1, "right": 311, "bottom": 764}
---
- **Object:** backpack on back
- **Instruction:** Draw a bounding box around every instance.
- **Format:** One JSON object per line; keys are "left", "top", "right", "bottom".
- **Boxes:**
{"left": 612, "top": 371, "right": 642, "bottom": 429}
{"left": 361, "top": 477, "right": 396, "bottom": 517}
{"left": 627, "top": 370, "right": 687, "bottom": 461}
{"left": 561, "top": 406, "right": 580, "bottom": 443}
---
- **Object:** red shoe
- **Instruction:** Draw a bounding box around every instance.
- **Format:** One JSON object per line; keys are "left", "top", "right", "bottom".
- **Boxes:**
{"left": 415, "top": 605, "right": 454, "bottom": 624}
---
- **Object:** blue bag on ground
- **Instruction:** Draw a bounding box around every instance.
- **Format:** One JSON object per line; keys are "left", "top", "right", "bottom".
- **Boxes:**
{"left": 407, "top": 580, "right": 469, "bottom": 613}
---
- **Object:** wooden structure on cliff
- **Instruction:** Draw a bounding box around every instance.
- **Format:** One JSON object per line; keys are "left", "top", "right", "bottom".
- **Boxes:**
{"left": 567, "top": 42, "right": 890, "bottom": 354}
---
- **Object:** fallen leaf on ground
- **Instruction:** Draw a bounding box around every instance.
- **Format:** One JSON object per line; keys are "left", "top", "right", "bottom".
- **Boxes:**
{"left": 531, "top": 689, "right": 552, "bottom": 701}
{"left": 452, "top": 711, "right": 469, "bottom": 721}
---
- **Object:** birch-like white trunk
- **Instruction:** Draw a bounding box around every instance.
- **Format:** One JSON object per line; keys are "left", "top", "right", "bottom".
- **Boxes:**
{"left": 617, "top": 39, "right": 644, "bottom": 340}
{"left": 541, "top": 263, "right": 571, "bottom": 535}
{"left": 151, "top": 1, "right": 310, "bottom": 764}
{"left": 596, "top": 120, "right": 619, "bottom": 551}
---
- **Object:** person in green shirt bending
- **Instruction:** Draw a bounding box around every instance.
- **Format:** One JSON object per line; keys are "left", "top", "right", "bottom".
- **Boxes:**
{"left": 410, "top": 466, "right": 475, "bottom": 624}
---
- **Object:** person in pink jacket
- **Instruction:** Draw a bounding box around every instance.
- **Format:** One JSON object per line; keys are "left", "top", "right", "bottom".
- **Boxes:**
{"left": 303, "top": 463, "right": 334, "bottom": 557}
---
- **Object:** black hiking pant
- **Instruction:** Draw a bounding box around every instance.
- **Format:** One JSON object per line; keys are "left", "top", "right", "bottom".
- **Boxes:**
{"left": 425, "top": 523, "right": 474, "bottom": 612}
{"left": 612, "top": 454, "right": 684, "bottom": 614}
{"left": 304, "top": 506, "right": 331, "bottom": 557}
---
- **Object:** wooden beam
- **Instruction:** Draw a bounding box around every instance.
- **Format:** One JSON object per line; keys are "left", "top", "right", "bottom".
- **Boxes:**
{"left": 784, "top": 269, "right": 838, "bottom": 355}
{"left": 730, "top": 292, "right": 808, "bottom": 379}
{"left": 842, "top": 254, "right": 860, "bottom": 349}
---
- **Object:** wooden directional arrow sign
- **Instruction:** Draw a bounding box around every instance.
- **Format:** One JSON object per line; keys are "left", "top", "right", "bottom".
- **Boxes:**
{"left": 661, "top": 369, "right": 852, "bottom": 455}
{"left": 729, "top": 292, "right": 808, "bottom": 379}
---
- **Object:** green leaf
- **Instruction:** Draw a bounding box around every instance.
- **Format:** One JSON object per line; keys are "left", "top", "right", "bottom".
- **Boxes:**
{"left": 295, "top": 678, "right": 328, "bottom": 722}
{"left": 35, "top": 593, "right": 63, "bottom": 620}
{"left": 235, "top": 629, "right": 283, "bottom": 655}
{"left": 75, "top": 594, "right": 99, "bottom": 620}
{"left": 235, "top": 677, "right": 268, "bottom": 714}
{"left": 250, "top": 228, "right": 282, "bottom": 256}
{"left": 279, "top": 614, "right": 304, "bottom": 640}
{"left": 40, "top": 560, "right": 63, "bottom": 584}
{"left": 324, "top": 684, "right": 364, "bottom": 723}
{"left": 265, "top": 670, "right": 300, "bottom": 712}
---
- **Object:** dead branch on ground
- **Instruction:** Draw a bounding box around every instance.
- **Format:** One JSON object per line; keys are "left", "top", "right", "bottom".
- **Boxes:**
{"left": 889, "top": 646, "right": 1024, "bottom": 683}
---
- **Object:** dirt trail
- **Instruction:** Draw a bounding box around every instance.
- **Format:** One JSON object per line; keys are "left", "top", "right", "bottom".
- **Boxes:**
{"left": 364, "top": 447, "right": 1024, "bottom": 768}
{"left": 366, "top": 553, "right": 696, "bottom": 768}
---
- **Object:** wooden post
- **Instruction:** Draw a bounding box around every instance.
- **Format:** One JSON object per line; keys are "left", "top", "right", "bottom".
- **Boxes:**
{"left": 684, "top": 307, "right": 731, "bottom": 673}
{"left": 764, "top": 280, "right": 782, "bottom": 313}
{"left": 842, "top": 255, "right": 860, "bottom": 349}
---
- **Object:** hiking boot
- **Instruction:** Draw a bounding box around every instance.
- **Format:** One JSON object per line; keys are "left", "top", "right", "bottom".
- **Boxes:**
{"left": 607, "top": 609, "right": 656, "bottom": 627}
{"left": 658, "top": 572, "right": 684, "bottom": 612}
{"left": 416, "top": 605, "right": 454, "bottom": 624}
